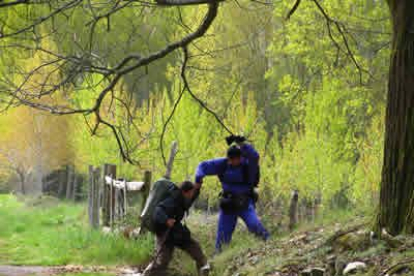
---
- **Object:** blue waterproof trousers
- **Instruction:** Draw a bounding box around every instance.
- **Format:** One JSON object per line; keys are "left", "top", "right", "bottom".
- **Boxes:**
{"left": 216, "top": 201, "right": 270, "bottom": 251}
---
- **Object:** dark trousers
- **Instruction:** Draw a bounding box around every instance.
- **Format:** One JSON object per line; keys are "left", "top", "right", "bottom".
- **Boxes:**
{"left": 143, "top": 233, "right": 207, "bottom": 276}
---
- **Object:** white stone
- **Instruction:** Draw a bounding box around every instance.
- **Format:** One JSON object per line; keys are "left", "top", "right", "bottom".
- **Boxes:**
{"left": 343, "top": 262, "right": 367, "bottom": 275}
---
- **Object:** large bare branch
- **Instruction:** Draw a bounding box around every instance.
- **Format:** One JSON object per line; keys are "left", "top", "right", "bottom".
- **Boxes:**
{"left": 0, "top": 0, "right": 30, "bottom": 8}
{"left": 0, "top": 0, "right": 221, "bottom": 164}
{"left": 155, "top": 0, "right": 224, "bottom": 6}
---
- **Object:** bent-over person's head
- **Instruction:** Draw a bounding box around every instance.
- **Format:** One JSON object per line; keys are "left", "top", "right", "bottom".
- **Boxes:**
{"left": 180, "top": 181, "right": 196, "bottom": 199}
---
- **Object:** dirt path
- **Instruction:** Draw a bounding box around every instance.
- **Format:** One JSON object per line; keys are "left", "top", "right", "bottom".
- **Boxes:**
{"left": 0, "top": 265, "right": 145, "bottom": 276}
{"left": 0, "top": 265, "right": 53, "bottom": 276}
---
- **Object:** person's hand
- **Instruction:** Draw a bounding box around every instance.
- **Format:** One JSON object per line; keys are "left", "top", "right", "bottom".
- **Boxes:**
{"left": 225, "top": 135, "right": 236, "bottom": 146}
{"left": 166, "top": 219, "right": 176, "bottom": 228}
{"left": 234, "top": 135, "right": 246, "bottom": 144}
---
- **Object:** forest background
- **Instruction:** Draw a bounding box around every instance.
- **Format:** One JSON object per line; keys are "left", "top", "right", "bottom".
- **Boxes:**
{"left": 0, "top": 0, "right": 390, "bottom": 214}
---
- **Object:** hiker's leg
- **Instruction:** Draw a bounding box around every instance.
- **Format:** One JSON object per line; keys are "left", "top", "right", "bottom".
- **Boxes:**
{"left": 182, "top": 238, "right": 208, "bottom": 270}
{"left": 216, "top": 210, "right": 238, "bottom": 252}
{"left": 240, "top": 202, "right": 270, "bottom": 241}
{"left": 142, "top": 236, "right": 174, "bottom": 276}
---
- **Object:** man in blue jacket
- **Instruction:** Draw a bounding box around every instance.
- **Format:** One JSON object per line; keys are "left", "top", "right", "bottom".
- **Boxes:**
{"left": 195, "top": 135, "right": 270, "bottom": 252}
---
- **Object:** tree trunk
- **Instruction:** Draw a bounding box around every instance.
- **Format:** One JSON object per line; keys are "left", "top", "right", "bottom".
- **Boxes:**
{"left": 71, "top": 174, "right": 79, "bottom": 201}
{"left": 57, "top": 168, "right": 66, "bottom": 198}
{"left": 18, "top": 170, "right": 26, "bottom": 195}
{"left": 21, "top": 179, "right": 26, "bottom": 195}
{"left": 379, "top": 0, "right": 414, "bottom": 235}
{"left": 66, "top": 165, "right": 74, "bottom": 200}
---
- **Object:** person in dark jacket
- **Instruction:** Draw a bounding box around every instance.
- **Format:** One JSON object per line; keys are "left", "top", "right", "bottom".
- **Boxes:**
{"left": 195, "top": 136, "right": 269, "bottom": 252}
{"left": 142, "top": 181, "right": 210, "bottom": 276}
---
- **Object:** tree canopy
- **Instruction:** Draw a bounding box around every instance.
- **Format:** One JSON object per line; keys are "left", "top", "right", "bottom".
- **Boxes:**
{"left": 0, "top": 0, "right": 394, "bottom": 217}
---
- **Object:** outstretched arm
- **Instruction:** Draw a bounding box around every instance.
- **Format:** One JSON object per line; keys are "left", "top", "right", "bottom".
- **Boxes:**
{"left": 194, "top": 157, "right": 227, "bottom": 184}
{"left": 191, "top": 158, "right": 226, "bottom": 205}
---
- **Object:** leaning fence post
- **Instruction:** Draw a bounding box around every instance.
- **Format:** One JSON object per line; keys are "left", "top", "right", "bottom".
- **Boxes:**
{"left": 141, "top": 171, "right": 152, "bottom": 213}
{"left": 164, "top": 141, "right": 178, "bottom": 180}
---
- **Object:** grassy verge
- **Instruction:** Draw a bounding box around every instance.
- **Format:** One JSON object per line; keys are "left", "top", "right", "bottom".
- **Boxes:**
{"left": 0, "top": 193, "right": 379, "bottom": 276}
{"left": 0, "top": 194, "right": 153, "bottom": 266}
{"left": 187, "top": 207, "right": 371, "bottom": 276}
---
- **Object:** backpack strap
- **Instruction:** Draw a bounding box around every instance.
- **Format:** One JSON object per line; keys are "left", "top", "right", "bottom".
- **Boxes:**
{"left": 242, "top": 163, "right": 251, "bottom": 185}
{"left": 217, "top": 159, "right": 228, "bottom": 183}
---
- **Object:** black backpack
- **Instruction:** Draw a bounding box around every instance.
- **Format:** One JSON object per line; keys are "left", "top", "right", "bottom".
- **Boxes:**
{"left": 140, "top": 178, "right": 178, "bottom": 232}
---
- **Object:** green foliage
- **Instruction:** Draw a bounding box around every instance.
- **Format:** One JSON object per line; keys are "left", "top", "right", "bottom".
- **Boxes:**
{"left": 0, "top": 195, "right": 153, "bottom": 265}
{"left": 0, "top": 0, "right": 390, "bottom": 211}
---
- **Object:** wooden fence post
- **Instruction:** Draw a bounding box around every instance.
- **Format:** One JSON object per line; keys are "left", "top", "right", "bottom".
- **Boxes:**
{"left": 92, "top": 167, "right": 101, "bottom": 228}
{"left": 123, "top": 180, "right": 127, "bottom": 218}
{"left": 109, "top": 176, "right": 113, "bottom": 227}
{"left": 289, "top": 189, "right": 299, "bottom": 231}
{"left": 102, "top": 164, "right": 116, "bottom": 227}
{"left": 88, "top": 165, "right": 93, "bottom": 227}
{"left": 88, "top": 166, "right": 101, "bottom": 228}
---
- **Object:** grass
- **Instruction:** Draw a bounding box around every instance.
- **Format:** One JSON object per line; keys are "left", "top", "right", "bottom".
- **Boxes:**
{"left": 0, "top": 194, "right": 153, "bottom": 266}
{"left": 0, "top": 193, "right": 381, "bottom": 276}
{"left": 190, "top": 207, "right": 372, "bottom": 276}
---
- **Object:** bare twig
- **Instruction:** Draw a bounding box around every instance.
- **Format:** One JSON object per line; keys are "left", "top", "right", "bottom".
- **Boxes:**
{"left": 286, "top": 0, "right": 301, "bottom": 20}
{"left": 311, "top": 0, "right": 374, "bottom": 84}
{"left": 181, "top": 49, "right": 233, "bottom": 135}
{"left": 378, "top": 259, "right": 414, "bottom": 276}
{"left": 0, "top": 0, "right": 82, "bottom": 39}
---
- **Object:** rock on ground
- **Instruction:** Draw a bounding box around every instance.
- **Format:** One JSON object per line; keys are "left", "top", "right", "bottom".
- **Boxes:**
{"left": 343, "top": 262, "right": 367, "bottom": 275}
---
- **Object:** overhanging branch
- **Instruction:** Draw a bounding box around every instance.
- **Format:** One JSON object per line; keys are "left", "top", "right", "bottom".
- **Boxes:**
{"left": 286, "top": 0, "right": 301, "bottom": 20}
{"left": 155, "top": 0, "right": 224, "bottom": 6}
{"left": 0, "top": 0, "right": 30, "bottom": 8}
